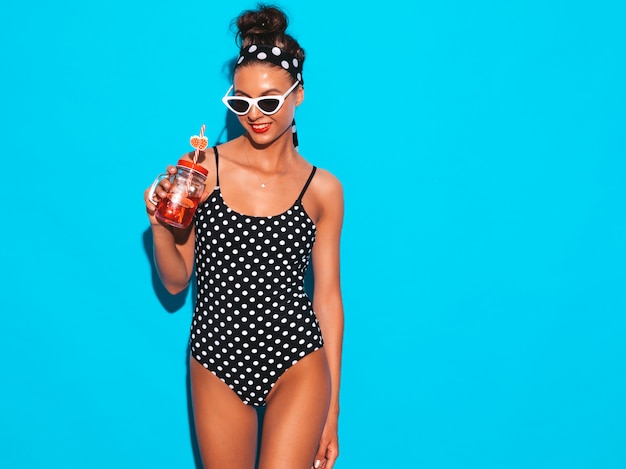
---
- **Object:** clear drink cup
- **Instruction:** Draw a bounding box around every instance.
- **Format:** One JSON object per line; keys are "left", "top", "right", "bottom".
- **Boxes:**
{"left": 148, "top": 160, "right": 208, "bottom": 229}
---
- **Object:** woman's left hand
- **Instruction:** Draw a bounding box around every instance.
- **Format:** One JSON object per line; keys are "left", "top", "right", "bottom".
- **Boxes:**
{"left": 312, "top": 414, "right": 339, "bottom": 469}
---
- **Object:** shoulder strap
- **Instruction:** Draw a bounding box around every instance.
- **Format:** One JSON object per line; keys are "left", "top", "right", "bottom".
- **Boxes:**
{"left": 212, "top": 146, "right": 219, "bottom": 187}
{"left": 297, "top": 166, "right": 317, "bottom": 201}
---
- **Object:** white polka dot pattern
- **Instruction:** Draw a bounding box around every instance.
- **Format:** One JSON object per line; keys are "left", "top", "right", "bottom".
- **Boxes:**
{"left": 237, "top": 44, "right": 304, "bottom": 86}
{"left": 190, "top": 189, "right": 322, "bottom": 406}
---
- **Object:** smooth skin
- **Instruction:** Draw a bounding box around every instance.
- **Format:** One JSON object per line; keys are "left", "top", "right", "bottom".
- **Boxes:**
{"left": 145, "top": 63, "right": 344, "bottom": 469}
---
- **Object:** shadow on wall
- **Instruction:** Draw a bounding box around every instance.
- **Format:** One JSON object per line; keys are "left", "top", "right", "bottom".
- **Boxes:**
{"left": 141, "top": 229, "right": 203, "bottom": 468}
{"left": 215, "top": 57, "right": 246, "bottom": 145}
{"left": 141, "top": 228, "right": 188, "bottom": 312}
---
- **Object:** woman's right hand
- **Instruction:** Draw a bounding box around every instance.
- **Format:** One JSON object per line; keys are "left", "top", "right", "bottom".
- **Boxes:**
{"left": 144, "top": 165, "right": 178, "bottom": 226}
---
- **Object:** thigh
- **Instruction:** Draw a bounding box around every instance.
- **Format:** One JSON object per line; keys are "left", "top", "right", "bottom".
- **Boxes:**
{"left": 189, "top": 357, "right": 258, "bottom": 469}
{"left": 258, "top": 349, "right": 331, "bottom": 469}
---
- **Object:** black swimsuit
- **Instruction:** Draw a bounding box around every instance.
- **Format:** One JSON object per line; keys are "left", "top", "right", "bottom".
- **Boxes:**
{"left": 190, "top": 147, "right": 324, "bottom": 406}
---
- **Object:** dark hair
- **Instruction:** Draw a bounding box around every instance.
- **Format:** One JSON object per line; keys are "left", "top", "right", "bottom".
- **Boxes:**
{"left": 233, "top": 4, "right": 305, "bottom": 68}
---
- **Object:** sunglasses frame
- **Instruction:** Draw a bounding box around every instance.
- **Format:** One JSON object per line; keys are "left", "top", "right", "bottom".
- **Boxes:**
{"left": 222, "top": 80, "right": 301, "bottom": 116}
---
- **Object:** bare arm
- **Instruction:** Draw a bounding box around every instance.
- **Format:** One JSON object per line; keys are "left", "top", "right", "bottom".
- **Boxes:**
{"left": 144, "top": 166, "right": 197, "bottom": 294}
{"left": 311, "top": 172, "right": 344, "bottom": 469}
{"left": 151, "top": 223, "right": 196, "bottom": 294}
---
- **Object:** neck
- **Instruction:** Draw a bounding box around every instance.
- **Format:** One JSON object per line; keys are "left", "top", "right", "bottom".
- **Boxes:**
{"left": 242, "top": 137, "right": 298, "bottom": 190}
{"left": 242, "top": 134, "right": 297, "bottom": 172}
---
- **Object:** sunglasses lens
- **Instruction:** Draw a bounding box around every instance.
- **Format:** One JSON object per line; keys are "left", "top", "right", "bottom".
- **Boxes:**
{"left": 257, "top": 98, "right": 281, "bottom": 113}
{"left": 227, "top": 98, "right": 250, "bottom": 114}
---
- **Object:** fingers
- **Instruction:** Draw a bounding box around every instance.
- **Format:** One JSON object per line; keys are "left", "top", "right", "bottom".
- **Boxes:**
{"left": 152, "top": 179, "right": 172, "bottom": 201}
{"left": 324, "top": 446, "right": 339, "bottom": 469}
{"left": 312, "top": 448, "right": 324, "bottom": 468}
{"left": 145, "top": 177, "right": 172, "bottom": 205}
{"left": 144, "top": 187, "right": 161, "bottom": 226}
{"left": 145, "top": 168, "right": 174, "bottom": 222}
{"left": 144, "top": 187, "right": 156, "bottom": 211}
{"left": 311, "top": 439, "right": 339, "bottom": 469}
{"left": 144, "top": 184, "right": 165, "bottom": 209}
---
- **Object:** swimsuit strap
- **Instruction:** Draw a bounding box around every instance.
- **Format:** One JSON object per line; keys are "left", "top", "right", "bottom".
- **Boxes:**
{"left": 297, "top": 166, "right": 317, "bottom": 202}
{"left": 212, "top": 146, "right": 219, "bottom": 187}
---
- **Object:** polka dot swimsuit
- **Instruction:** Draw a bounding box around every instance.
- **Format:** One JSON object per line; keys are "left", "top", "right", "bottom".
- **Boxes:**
{"left": 190, "top": 147, "right": 324, "bottom": 406}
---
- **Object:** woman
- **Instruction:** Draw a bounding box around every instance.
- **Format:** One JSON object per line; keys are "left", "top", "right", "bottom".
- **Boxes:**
{"left": 144, "top": 6, "right": 344, "bottom": 469}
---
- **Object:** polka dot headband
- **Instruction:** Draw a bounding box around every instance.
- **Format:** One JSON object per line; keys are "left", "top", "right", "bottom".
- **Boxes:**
{"left": 236, "top": 44, "right": 304, "bottom": 86}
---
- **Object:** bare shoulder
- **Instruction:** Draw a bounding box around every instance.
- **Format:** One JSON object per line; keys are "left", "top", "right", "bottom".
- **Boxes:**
{"left": 214, "top": 139, "right": 244, "bottom": 162}
{"left": 311, "top": 167, "right": 343, "bottom": 199}
{"left": 304, "top": 166, "right": 344, "bottom": 224}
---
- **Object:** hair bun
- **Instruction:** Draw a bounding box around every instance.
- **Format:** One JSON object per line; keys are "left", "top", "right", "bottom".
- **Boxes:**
{"left": 236, "top": 5, "right": 288, "bottom": 44}
{"left": 233, "top": 5, "right": 305, "bottom": 65}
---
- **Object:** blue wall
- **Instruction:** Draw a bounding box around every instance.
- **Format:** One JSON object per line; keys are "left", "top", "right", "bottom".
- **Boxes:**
{"left": 1, "top": 1, "right": 625, "bottom": 468}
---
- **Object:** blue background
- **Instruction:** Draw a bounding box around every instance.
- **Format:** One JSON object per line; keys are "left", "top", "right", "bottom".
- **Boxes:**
{"left": 1, "top": 1, "right": 625, "bottom": 468}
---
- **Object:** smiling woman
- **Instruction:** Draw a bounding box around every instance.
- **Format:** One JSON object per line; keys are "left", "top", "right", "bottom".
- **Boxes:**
{"left": 226, "top": 63, "right": 303, "bottom": 151}
{"left": 143, "top": 4, "right": 344, "bottom": 469}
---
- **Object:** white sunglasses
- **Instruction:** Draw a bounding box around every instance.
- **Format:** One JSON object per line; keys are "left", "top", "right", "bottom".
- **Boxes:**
{"left": 222, "top": 80, "right": 300, "bottom": 116}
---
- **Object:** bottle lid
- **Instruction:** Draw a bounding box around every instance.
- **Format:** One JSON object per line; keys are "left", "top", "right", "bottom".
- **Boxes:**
{"left": 177, "top": 159, "right": 209, "bottom": 177}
